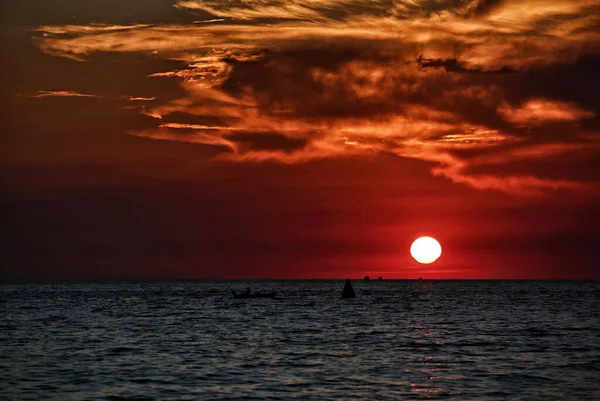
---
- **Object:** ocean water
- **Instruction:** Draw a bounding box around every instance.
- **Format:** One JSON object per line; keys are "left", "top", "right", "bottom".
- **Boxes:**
{"left": 1, "top": 280, "right": 599, "bottom": 400}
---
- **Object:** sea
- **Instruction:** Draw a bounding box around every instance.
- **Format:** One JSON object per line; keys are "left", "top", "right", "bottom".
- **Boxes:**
{"left": 1, "top": 280, "right": 599, "bottom": 400}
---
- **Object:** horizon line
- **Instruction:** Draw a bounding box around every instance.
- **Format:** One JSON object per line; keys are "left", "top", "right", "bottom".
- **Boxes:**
{"left": 2, "top": 278, "right": 598, "bottom": 283}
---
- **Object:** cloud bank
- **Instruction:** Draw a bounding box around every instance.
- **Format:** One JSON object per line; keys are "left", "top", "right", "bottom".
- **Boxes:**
{"left": 31, "top": 0, "right": 600, "bottom": 195}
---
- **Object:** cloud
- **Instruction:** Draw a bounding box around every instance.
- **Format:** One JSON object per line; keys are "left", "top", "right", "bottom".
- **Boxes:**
{"left": 417, "top": 56, "right": 516, "bottom": 74}
{"left": 129, "top": 96, "right": 156, "bottom": 101}
{"left": 26, "top": 91, "right": 158, "bottom": 103}
{"left": 33, "top": 0, "right": 600, "bottom": 71}
{"left": 193, "top": 18, "right": 227, "bottom": 24}
{"left": 28, "top": 90, "right": 101, "bottom": 98}
{"left": 175, "top": 0, "right": 331, "bottom": 21}
{"left": 498, "top": 98, "right": 595, "bottom": 126}
{"left": 30, "top": 0, "right": 600, "bottom": 195}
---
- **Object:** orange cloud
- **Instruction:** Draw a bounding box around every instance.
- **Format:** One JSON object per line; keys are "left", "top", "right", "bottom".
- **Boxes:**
{"left": 28, "top": 90, "right": 101, "bottom": 98}
{"left": 29, "top": 0, "right": 600, "bottom": 195}
{"left": 498, "top": 99, "right": 595, "bottom": 126}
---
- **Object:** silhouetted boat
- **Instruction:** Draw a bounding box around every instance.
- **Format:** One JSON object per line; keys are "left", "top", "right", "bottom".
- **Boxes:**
{"left": 341, "top": 279, "right": 356, "bottom": 298}
{"left": 230, "top": 290, "right": 277, "bottom": 299}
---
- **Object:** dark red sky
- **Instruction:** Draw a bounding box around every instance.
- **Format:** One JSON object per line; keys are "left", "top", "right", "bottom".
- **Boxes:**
{"left": 2, "top": 0, "right": 600, "bottom": 279}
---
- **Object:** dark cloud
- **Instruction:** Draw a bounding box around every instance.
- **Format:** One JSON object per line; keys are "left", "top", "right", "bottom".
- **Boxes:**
{"left": 220, "top": 48, "right": 403, "bottom": 119}
{"left": 505, "top": 56, "right": 600, "bottom": 117}
{"left": 226, "top": 132, "right": 308, "bottom": 153}
{"left": 417, "top": 55, "right": 517, "bottom": 74}
{"left": 120, "top": 40, "right": 598, "bottom": 192}
{"left": 460, "top": 0, "right": 505, "bottom": 16}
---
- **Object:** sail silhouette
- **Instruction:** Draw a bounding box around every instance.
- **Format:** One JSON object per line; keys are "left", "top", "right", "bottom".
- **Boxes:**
{"left": 341, "top": 279, "right": 356, "bottom": 298}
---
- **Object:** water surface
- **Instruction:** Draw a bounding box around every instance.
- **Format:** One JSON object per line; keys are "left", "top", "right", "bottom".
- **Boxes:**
{"left": 2, "top": 280, "right": 599, "bottom": 400}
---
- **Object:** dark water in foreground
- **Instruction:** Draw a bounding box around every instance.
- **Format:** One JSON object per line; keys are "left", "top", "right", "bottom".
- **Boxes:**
{"left": 1, "top": 281, "right": 599, "bottom": 400}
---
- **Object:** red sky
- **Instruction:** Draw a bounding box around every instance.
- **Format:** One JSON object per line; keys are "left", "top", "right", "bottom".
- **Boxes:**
{"left": 1, "top": 0, "right": 600, "bottom": 279}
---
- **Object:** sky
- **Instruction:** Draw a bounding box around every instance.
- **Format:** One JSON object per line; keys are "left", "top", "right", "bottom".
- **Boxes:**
{"left": 1, "top": 0, "right": 600, "bottom": 280}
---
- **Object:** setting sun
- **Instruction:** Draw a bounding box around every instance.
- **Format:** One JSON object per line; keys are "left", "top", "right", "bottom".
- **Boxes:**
{"left": 410, "top": 237, "right": 442, "bottom": 264}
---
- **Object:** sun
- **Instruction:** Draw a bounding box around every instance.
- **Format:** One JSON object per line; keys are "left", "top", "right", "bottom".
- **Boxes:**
{"left": 410, "top": 236, "right": 442, "bottom": 264}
